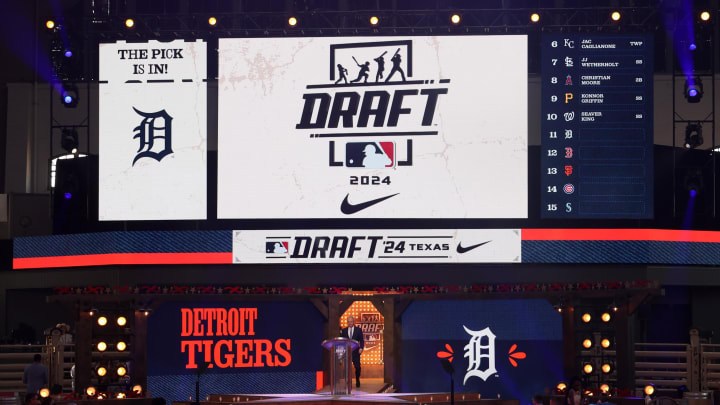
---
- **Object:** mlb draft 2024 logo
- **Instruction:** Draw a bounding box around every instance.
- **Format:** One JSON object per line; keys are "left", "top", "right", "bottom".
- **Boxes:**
{"left": 436, "top": 326, "right": 527, "bottom": 384}
{"left": 295, "top": 39, "right": 451, "bottom": 215}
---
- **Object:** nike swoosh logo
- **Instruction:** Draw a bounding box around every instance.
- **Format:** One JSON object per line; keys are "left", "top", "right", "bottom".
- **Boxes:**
{"left": 456, "top": 240, "right": 491, "bottom": 254}
{"left": 340, "top": 193, "right": 399, "bottom": 215}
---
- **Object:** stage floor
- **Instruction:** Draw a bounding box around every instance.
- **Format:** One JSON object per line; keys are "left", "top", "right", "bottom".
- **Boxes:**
{"left": 185, "top": 392, "right": 515, "bottom": 405}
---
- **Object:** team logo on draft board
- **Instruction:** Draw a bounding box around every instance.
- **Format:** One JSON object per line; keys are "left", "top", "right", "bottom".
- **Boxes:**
{"left": 294, "top": 39, "right": 452, "bottom": 214}
{"left": 345, "top": 142, "right": 395, "bottom": 168}
{"left": 563, "top": 184, "right": 575, "bottom": 194}
{"left": 132, "top": 107, "right": 173, "bottom": 166}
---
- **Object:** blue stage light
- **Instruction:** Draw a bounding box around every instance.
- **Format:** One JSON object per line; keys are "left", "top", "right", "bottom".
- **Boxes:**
{"left": 690, "top": 189, "right": 697, "bottom": 197}
{"left": 64, "top": 50, "right": 72, "bottom": 57}
{"left": 689, "top": 43, "right": 697, "bottom": 51}
{"left": 688, "top": 88, "right": 698, "bottom": 97}
{"left": 63, "top": 95, "right": 73, "bottom": 104}
{"left": 64, "top": 192, "right": 72, "bottom": 199}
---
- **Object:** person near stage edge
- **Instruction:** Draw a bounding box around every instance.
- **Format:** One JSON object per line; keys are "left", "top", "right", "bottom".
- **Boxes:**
{"left": 340, "top": 316, "right": 364, "bottom": 388}
{"left": 566, "top": 377, "right": 584, "bottom": 405}
{"left": 23, "top": 354, "right": 48, "bottom": 395}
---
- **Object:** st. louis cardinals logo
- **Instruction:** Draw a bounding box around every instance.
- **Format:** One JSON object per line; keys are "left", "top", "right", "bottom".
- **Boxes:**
{"left": 132, "top": 107, "right": 173, "bottom": 165}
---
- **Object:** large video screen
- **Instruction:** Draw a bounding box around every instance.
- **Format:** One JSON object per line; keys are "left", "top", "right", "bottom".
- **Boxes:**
{"left": 401, "top": 299, "right": 563, "bottom": 403}
{"left": 147, "top": 301, "right": 324, "bottom": 400}
{"left": 541, "top": 34, "right": 653, "bottom": 219}
{"left": 99, "top": 39, "right": 207, "bottom": 220}
{"left": 218, "top": 36, "right": 527, "bottom": 219}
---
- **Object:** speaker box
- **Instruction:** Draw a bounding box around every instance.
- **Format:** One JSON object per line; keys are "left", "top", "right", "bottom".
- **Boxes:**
{"left": 53, "top": 155, "right": 98, "bottom": 234}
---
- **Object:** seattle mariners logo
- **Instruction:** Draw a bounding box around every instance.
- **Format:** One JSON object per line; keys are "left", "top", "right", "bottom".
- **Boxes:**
{"left": 132, "top": 107, "right": 173, "bottom": 165}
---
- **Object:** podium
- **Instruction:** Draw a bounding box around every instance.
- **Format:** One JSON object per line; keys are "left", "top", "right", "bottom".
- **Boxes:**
{"left": 321, "top": 337, "right": 359, "bottom": 395}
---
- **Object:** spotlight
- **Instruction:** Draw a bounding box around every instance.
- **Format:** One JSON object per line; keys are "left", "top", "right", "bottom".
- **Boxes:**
{"left": 64, "top": 49, "right": 72, "bottom": 58}
{"left": 60, "top": 85, "right": 78, "bottom": 108}
{"left": 117, "top": 366, "right": 127, "bottom": 376}
{"left": 582, "top": 338, "right": 593, "bottom": 349}
{"left": 556, "top": 382, "right": 567, "bottom": 392}
{"left": 97, "top": 393, "right": 106, "bottom": 400}
{"left": 684, "top": 123, "right": 703, "bottom": 149}
{"left": 97, "top": 366, "right": 107, "bottom": 377}
{"left": 46, "top": 20, "right": 55, "bottom": 29}
{"left": 117, "top": 393, "right": 126, "bottom": 399}
{"left": 584, "top": 389, "right": 594, "bottom": 397}
{"left": 143, "top": 310, "right": 149, "bottom": 316}
{"left": 700, "top": 11, "right": 711, "bottom": 21}
{"left": 600, "top": 384, "right": 610, "bottom": 394}
{"left": 64, "top": 192, "right": 72, "bottom": 200}
{"left": 601, "top": 312, "right": 612, "bottom": 322}
{"left": 612, "top": 304, "right": 618, "bottom": 312}
{"left": 125, "top": 18, "right": 135, "bottom": 28}
{"left": 450, "top": 14, "right": 461, "bottom": 25}
{"left": 602, "top": 363, "right": 614, "bottom": 374}
{"left": 530, "top": 13, "right": 540, "bottom": 23}
{"left": 39, "top": 389, "right": 50, "bottom": 398}
{"left": 60, "top": 128, "right": 78, "bottom": 153}
{"left": 583, "top": 363, "right": 593, "bottom": 374}
{"left": 97, "top": 341, "right": 107, "bottom": 352}
{"left": 601, "top": 338, "right": 612, "bottom": 348}
{"left": 117, "top": 316, "right": 127, "bottom": 326}
{"left": 116, "top": 341, "right": 127, "bottom": 351}
{"left": 97, "top": 316, "right": 108, "bottom": 326}
{"left": 690, "top": 189, "right": 698, "bottom": 197}
{"left": 370, "top": 16, "right": 379, "bottom": 26}
{"left": 611, "top": 11, "right": 621, "bottom": 21}
{"left": 208, "top": 17, "right": 217, "bottom": 26}
{"left": 132, "top": 385, "right": 142, "bottom": 395}
{"left": 582, "top": 313, "right": 592, "bottom": 323}
{"left": 685, "top": 76, "right": 704, "bottom": 103}
{"left": 86, "top": 387, "right": 97, "bottom": 396}
{"left": 287, "top": 17, "right": 297, "bottom": 27}
{"left": 689, "top": 43, "right": 697, "bottom": 51}
{"left": 644, "top": 384, "right": 655, "bottom": 396}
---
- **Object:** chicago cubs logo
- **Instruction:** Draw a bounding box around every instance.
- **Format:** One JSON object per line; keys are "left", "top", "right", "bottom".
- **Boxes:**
{"left": 563, "top": 184, "right": 575, "bottom": 194}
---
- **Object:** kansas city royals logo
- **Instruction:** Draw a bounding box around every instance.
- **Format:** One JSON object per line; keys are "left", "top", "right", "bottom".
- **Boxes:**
{"left": 132, "top": 107, "right": 173, "bottom": 166}
{"left": 463, "top": 325, "right": 497, "bottom": 383}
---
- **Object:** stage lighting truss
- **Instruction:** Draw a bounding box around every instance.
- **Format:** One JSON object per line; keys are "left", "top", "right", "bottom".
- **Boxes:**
{"left": 86, "top": 7, "right": 661, "bottom": 38}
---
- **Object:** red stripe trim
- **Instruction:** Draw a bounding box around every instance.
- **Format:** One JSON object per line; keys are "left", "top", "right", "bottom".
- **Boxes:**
{"left": 522, "top": 229, "right": 720, "bottom": 243}
{"left": 13, "top": 252, "right": 232, "bottom": 269}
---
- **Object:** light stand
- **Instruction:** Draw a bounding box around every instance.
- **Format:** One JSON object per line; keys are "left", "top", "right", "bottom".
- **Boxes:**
{"left": 440, "top": 358, "right": 455, "bottom": 405}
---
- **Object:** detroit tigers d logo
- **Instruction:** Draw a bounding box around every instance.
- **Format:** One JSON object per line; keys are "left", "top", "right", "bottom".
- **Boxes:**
{"left": 132, "top": 107, "right": 173, "bottom": 166}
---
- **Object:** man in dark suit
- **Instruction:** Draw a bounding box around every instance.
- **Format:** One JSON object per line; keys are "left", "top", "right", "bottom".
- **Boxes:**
{"left": 340, "top": 316, "right": 364, "bottom": 387}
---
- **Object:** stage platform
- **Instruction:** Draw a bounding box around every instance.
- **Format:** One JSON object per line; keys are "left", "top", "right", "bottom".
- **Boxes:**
{"left": 175, "top": 392, "right": 517, "bottom": 405}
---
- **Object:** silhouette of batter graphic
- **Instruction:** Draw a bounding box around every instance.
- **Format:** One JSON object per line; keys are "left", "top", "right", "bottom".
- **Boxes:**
{"left": 374, "top": 51, "right": 386, "bottom": 82}
{"left": 361, "top": 144, "right": 391, "bottom": 168}
{"left": 351, "top": 56, "right": 370, "bottom": 83}
{"left": 385, "top": 50, "right": 406, "bottom": 82}
{"left": 335, "top": 64, "right": 349, "bottom": 84}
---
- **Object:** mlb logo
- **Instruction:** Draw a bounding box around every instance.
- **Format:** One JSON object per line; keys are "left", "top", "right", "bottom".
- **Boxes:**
{"left": 345, "top": 142, "right": 395, "bottom": 168}
{"left": 266, "top": 241, "right": 289, "bottom": 255}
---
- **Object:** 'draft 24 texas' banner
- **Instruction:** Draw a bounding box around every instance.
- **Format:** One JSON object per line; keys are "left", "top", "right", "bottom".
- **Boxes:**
{"left": 401, "top": 300, "right": 563, "bottom": 403}
{"left": 147, "top": 302, "right": 324, "bottom": 401}
{"left": 218, "top": 36, "right": 527, "bottom": 219}
{"left": 99, "top": 39, "right": 207, "bottom": 220}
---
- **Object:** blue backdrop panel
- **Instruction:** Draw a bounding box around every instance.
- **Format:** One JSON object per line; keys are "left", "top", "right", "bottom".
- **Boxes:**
{"left": 401, "top": 300, "right": 563, "bottom": 404}
{"left": 147, "top": 301, "right": 324, "bottom": 402}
